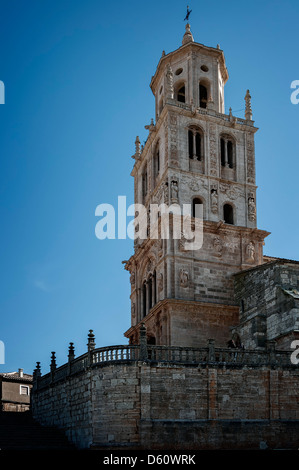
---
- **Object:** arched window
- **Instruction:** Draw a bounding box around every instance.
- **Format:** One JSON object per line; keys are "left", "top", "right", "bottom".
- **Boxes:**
{"left": 177, "top": 85, "right": 185, "bottom": 103}
{"left": 223, "top": 204, "right": 234, "bottom": 225}
{"left": 192, "top": 197, "right": 203, "bottom": 218}
{"left": 199, "top": 83, "right": 208, "bottom": 108}
{"left": 220, "top": 135, "right": 235, "bottom": 169}
{"left": 188, "top": 127, "right": 203, "bottom": 160}
{"left": 142, "top": 270, "right": 158, "bottom": 318}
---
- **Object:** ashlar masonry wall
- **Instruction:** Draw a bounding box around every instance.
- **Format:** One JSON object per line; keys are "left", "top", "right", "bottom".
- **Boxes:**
{"left": 32, "top": 355, "right": 299, "bottom": 450}
{"left": 234, "top": 260, "right": 299, "bottom": 349}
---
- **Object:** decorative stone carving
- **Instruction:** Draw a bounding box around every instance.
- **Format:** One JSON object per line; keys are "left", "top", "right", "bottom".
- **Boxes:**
{"left": 213, "top": 236, "right": 223, "bottom": 257}
{"left": 132, "top": 136, "right": 141, "bottom": 160}
{"left": 131, "top": 303, "right": 136, "bottom": 318}
{"left": 170, "top": 180, "right": 179, "bottom": 202}
{"left": 220, "top": 183, "right": 243, "bottom": 201}
{"left": 164, "top": 120, "right": 168, "bottom": 164}
{"left": 169, "top": 113, "right": 178, "bottom": 167}
{"left": 180, "top": 269, "right": 189, "bottom": 288}
{"left": 207, "top": 95, "right": 214, "bottom": 111}
{"left": 144, "top": 118, "right": 155, "bottom": 134}
{"left": 209, "top": 124, "right": 218, "bottom": 177}
{"left": 248, "top": 197, "right": 256, "bottom": 221}
{"left": 181, "top": 174, "right": 208, "bottom": 192}
{"left": 246, "top": 133, "right": 255, "bottom": 184}
{"left": 130, "top": 273, "right": 135, "bottom": 285}
{"left": 170, "top": 113, "right": 177, "bottom": 126}
{"left": 226, "top": 240, "right": 239, "bottom": 252}
{"left": 211, "top": 188, "right": 218, "bottom": 214}
{"left": 245, "top": 89, "right": 253, "bottom": 121}
{"left": 166, "top": 64, "right": 174, "bottom": 100}
{"left": 246, "top": 242, "right": 255, "bottom": 262}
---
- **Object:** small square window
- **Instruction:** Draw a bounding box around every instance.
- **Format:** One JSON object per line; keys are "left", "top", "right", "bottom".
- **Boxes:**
{"left": 20, "top": 385, "right": 29, "bottom": 396}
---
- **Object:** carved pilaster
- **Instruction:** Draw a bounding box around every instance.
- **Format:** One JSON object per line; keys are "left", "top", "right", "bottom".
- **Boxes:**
{"left": 209, "top": 124, "right": 218, "bottom": 177}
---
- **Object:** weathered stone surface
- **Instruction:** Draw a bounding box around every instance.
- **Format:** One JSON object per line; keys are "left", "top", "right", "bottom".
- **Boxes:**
{"left": 32, "top": 24, "right": 299, "bottom": 453}
{"left": 32, "top": 361, "right": 299, "bottom": 449}
{"left": 234, "top": 259, "right": 299, "bottom": 349}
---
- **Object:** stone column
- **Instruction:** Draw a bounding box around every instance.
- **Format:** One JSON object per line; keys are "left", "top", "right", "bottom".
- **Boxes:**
{"left": 193, "top": 130, "right": 196, "bottom": 159}
{"left": 224, "top": 138, "right": 228, "bottom": 167}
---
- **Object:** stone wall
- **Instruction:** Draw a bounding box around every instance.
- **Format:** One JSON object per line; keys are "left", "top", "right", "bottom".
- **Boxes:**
{"left": 32, "top": 371, "right": 93, "bottom": 448}
{"left": 32, "top": 349, "right": 299, "bottom": 450}
{"left": 234, "top": 259, "right": 299, "bottom": 349}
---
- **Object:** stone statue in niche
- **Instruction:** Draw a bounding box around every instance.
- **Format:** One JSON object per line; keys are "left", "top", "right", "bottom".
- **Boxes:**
{"left": 248, "top": 197, "right": 256, "bottom": 221}
{"left": 131, "top": 303, "right": 136, "bottom": 318}
{"left": 211, "top": 189, "right": 218, "bottom": 214}
{"left": 170, "top": 180, "right": 179, "bottom": 202}
{"left": 130, "top": 273, "right": 135, "bottom": 285}
{"left": 246, "top": 242, "right": 255, "bottom": 261}
{"left": 213, "top": 236, "right": 223, "bottom": 257}
{"left": 180, "top": 269, "right": 189, "bottom": 288}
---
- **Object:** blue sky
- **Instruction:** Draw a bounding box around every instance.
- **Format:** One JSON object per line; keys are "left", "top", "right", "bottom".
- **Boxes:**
{"left": 0, "top": 0, "right": 298, "bottom": 375}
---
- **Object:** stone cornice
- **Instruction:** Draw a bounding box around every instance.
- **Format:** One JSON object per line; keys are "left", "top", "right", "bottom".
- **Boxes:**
{"left": 124, "top": 298, "right": 239, "bottom": 338}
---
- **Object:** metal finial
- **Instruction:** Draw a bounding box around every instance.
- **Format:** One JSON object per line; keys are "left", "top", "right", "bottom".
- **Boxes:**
{"left": 184, "top": 5, "right": 192, "bottom": 21}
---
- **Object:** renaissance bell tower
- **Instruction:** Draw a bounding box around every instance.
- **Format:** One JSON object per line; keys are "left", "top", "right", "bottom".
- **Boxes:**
{"left": 124, "top": 23, "right": 270, "bottom": 347}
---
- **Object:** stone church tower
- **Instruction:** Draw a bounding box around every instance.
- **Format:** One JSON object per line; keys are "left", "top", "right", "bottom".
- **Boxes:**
{"left": 124, "top": 24, "right": 270, "bottom": 348}
{"left": 31, "top": 22, "right": 299, "bottom": 452}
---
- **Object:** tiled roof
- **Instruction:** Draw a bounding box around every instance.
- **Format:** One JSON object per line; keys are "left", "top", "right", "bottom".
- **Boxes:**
{"left": 0, "top": 372, "right": 33, "bottom": 383}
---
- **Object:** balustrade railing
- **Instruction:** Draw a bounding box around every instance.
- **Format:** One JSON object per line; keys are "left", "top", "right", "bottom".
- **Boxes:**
{"left": 92, "top": 345, "right": 140, "bottom": 364}
{"left": 34, "top": 341, "right": 293, "bottom": 391}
